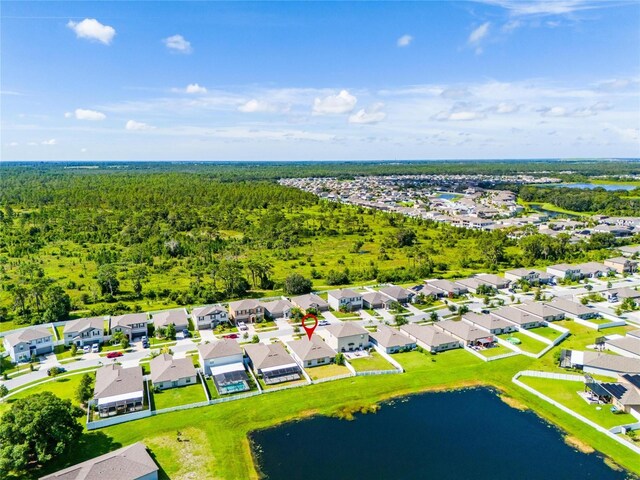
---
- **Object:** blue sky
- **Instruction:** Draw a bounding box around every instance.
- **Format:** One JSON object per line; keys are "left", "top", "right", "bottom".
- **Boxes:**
{"left": 2, "top": 1, "right": 639, "bottom": 161}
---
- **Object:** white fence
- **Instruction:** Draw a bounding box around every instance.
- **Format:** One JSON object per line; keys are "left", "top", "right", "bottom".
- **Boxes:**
{"left": 516, "top": 370, "right": 585, "bottom": 382}
{"left": 86, "top": 409, "right": 152, "bottom": 430}
{"left": 312, "top": 372, "right": 355, "bottom": 384}
{"left": 355, "top": 369, "right": 401, "bottom": 376}
{"left": 610, "top": 422, "right": 640, "bottom": 434}
{"left": 512, "top": 370, "right": 640, "bottom": 456}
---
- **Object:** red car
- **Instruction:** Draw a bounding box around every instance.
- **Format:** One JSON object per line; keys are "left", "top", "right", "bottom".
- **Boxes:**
{"left": 106, "top": 351, "right": 123, "bottom": 359}
{"left": 223, "top": 333, "right": 239, "bottom": 339}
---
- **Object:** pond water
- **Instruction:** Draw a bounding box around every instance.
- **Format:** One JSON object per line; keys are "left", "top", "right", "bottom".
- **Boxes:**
{"left": 438, "top": 192, "right": 458, "bottom": 200}
{"left": 251, "top": 388, "right": 630, "bottom": 480}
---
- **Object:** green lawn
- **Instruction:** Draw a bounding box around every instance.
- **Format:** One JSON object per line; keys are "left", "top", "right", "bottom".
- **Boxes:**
{"left": 520, "top": 377, "right": 635, "bottom": 429}
{"left": 204, "top": 378, "right": 220, "bottom": 400}
{"left": 364, "top": 309, "right": 383, "bottom": 318}
{"left": 413, "top": 301, "right": 444, "bottom": 311}
{"left": 151, "top": 381, "right": 208, "bottom": 410}
{"left": 348, "top": 351, "right": 395, "bottom": 372}
{"left": 587, "top": 317, "right": 618, "bottom": 325}
{"left": 529, "top": 326, "right": 564, "bottom": 342}
{"left": 307, "top": 363, "right": 351, "bottom": 380}
{"left": 479, "top": 344, "right": 514, "bottom": 358}
{"left": 54, "top": 325, "right": 65, "bottom": 341}
{"left": 331, "top": 310, "right": 361, "bottom": 319}
{"left": 0, "top": 374, "right": 87, "bottom": 416}
{"left": 498, "top": 332, "right": 548, "bottom": 354}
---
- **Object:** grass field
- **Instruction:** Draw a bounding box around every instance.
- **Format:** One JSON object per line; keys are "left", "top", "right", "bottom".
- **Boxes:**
{"left": 0, "top": 374, "right": 86, "bottom": 416}
{"left": 479, "top": 344, "right": 514, "bottom": 358}
{"left": 529, "top": 326, "right": 564, "bottom": 342}
{"left": 151, "top": 382, "right": 208, "bottom": 410}
{"left": 307, "top": 363, "right": 351, "bottom": 380}
{"left": 347, "top": 351, "right": 395, "bottom": 372}
{"left": 498, "top": 332, "right": 548, "bottom": 354}
{"left": 520, "top": 377, "right": 635, "bottom": 429}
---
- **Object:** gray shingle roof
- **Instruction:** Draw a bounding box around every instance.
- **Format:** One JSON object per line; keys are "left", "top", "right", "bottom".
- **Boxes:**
{"left": 328, "top": 288, "right": 361, "bottom": 300}
{"left": 63, "top": 317, "right": 104, "bottom": 334}
{"left": 93, "top": 364, "right": 144, "bottom": 400}
{"left": 370, "top": 325, "right": 414, "bottom": 348}
{"left": 191, "top": 304, "right": 228, "bottom": 317}
{"left": 152, "top": 309, "right": 188, "bottom": 329}
{"left": 39, "top": 442, "right": 158, "bottom": 480}
{"left": 378, "top": 285, "right": 412, "bottom": 300}
{"left": 111, "top": 313, "right": 148, "bottom": 328}
{"left": 583, "top": 352, "right": 640, "bottom": 374}
{"left": 290, "top": 293, "right": 329, "bottom": 311}
{"left": 325, "top": 322, "right": 368, "bottom": 338}
{"left": 228, "top": 298, "right": 261, "bottom": 311}
{"left": 435, "top": 320, "right": 494, "bottom": 343}
{"left": 244, "top": 342, "right": 296, "bottom": 370}
{"left": 287, "top": 335, "right": 336, "bottom": 361}
{"left": 492, "top": 306, "right": 539, "bottom": 325}
{"left": 4, "top": 327, "right": 52, "bottom": 347}
{"left": 260, "top": 299, "right": 293, "bottom": 317}
{"left": 400, "top": 324, "right": 459, "bottom": 348}
{"left": 198, "top": 338, "right": 242, "bottom": 360}
{"left": 548, "top": 297, "right": 594, "bottom": 316}
{"left": 463, "top": 312, "right": 511, "bottom": 331}
{"left": 149, "top": 354, "right": 196, "bottom": 384}
{"left": 512, "top": 301, "right": 564, "bottom": 319}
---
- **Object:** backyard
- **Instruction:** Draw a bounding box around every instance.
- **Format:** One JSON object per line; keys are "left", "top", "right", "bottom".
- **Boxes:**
{"left": 348, "top": 351, "right": 395, "bottom": 372}
{"left": 151, "top": 381, "right": 208, "bottom": 410}
{"left": 529, "top": 326, "right": 564, "bottom": 342}
{"left": 498, "top": 332, "right": 548, "bottom": 354}
{"left": 307, "top": 363, "right": 352, "bottom": 380}
{"left": 478, "top": 343, "right": 514, "bottom": 358}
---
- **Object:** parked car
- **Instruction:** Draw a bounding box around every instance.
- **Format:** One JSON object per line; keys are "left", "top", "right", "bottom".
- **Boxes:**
{"left": 141, "top": 336, "right": 148, "bottom": 342}
{"left": 182, "top": 329, "right": 191, "bottom": 338}
{"left": 106, "top": 351, "right": 123, "bottom": 359}
{"left": 319, "top": 320, "right": 330, "bottom": 326}
{"left": 82, "top": 345, "right": 91, "bottom": 354}
{"left": 223, "top": 333, "right": 239, "bottom": 339}
{"left": 142, "top": 339, "right": 149, "bottom": 348}
{"left": 481, "top": 309, "right": 490, "bottom": 314}
{"left": 47, "top": 367, "right": 66, "bottom": 376}
{"left": 91, "top": 344, "right": 99, "bottom": 353}
{"left": 237, "top": 322, "right": 248, "bottom": 331}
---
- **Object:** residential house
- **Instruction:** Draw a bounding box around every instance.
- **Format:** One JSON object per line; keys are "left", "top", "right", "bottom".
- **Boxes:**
{"left": 492, "top": 306, "right": 542, "bottom": 329}
{"left": 606, "top": 287, "right": 640, "bottom": 302}
{"left": 191, "top": 304, "right": 229, "bottom": 330}
{"left": 400, "top": 324, "right": 461, "bottom": 353}
{"left": 63, "top": 316, "right": 105, "bottom": 347}
{"left": 152, "top": 308, "right": 189, "bottom": 332}
{"left": 546, "top": 263, "right": 582, "bottom": 280}
{"left": 197, "top": 339, "right": 249, "bottom": 394}
{"left": 548, "top": 297, "right": 599, "bottom": 319}
{"left": 93, "top": 364, "right": 144, "bottom": 417}
{"left": 40, "top": 442, "right": 159, "bottom": 480}
{"left": 476, "top": 274, "right": 511, "bottom": 290}
{"left": 290, "top": 293, "right": 329, "bottom": 312}
{"left": 575, "top": 262, "right": 611, "bottom": 278}
{"left": 327, "top": 289, "right": 363, "bottom": 312}
{"left": 426, "top": 279, "right": 468, "bottom": 297}
{"left": 110, "top": 313, "right": 149, "bottom": 340}
{"left": 261, "top": 299, "right": 294, "bottom": 320}
{"left": 409, "top": 283, "right": 441, "bottom": 299}
{"left": 369, "top": 325, "right": 416, "bottom": 353}
{"left": 149, "top": 353, "right": 197, "bottom": 390}
{"left": 462, "top": 312, "right": 516, "bottom": 335}
{"left": 454, "top": 277, "right": 490, "bottom": 294}
{"left": 244, "top": 342, "right": 302, "bottom": 385}
{"left": 3, "top": 327, "right": 54, "bottom": 363}
{"left": 504, "top": 268, "right": 554, "bottom": 284}
{"left": 604, "top": 256, "right": 638, "bottom": 274}
{"left": 605, "top": 335, "right": 640, "bottom": 360}
{"left": 228, "top": 299, "right": 264, "bottom": 323}
{"left": 324, "top": 323, "right": 370, "bottom": 352}
{"left": 618, "top": 245, "right": 640, "bottom": 257}
{"left": 511, "top": 302, "right": 565, "bottom": 322}
{"left": 378, "top": 285, "right": 415, "bottom": 304}
{"left": 434, "top": 320, "right": 496, "bottom": 347}
{"left": 362, "top": 291, "right": 394, "bottom": 310}
{"left": 568, "top": 350, "right": 640, "bottom": 378}
{"left": 593, "top": 224, "right": 633, "bottom": 237}
{"left": 287, "top": 335, "right": 337, "bottom": 368}
{"left": 585, "top": 373, "right": 640, "bottom": 418}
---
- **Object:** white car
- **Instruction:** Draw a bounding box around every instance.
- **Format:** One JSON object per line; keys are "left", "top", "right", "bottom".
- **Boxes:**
{"left": 237, "top": 321, "right": 248, "bottom": 331}
{"left": 91, "top": 344, "right": 99, "bottom": 353}
{"left": 82, "top": 345, "right": 91, "bottom": 354}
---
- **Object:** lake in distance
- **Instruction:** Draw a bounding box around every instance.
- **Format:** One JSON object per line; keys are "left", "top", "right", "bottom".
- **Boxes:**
{"left": 251, "top": 388, "right": 632, "bottom": 480}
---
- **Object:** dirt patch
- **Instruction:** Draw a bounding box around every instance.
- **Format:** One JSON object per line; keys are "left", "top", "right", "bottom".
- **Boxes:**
{"left": 603, "top": 457, "right": 624, "bottom": 472}
{"left": 564, "top": 435, "right": 595, "bottom": 454}
{"left": 499, "top": 394, "right": 529, "bottom": 411}
{"left": 333, "top": 403, "right": 381, "bottom": 421}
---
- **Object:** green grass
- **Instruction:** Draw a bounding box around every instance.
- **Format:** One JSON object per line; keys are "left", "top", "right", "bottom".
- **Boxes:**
{"left": 520, "top": 377, "right": 636, "bottom": 429}
{"left": 0, "top": 374, "right": 86, "bottom": 416}
{"left": 331, "top": 310, "right": 361, "bottom": 319}
{"left": 54, "top": 325, "right": 65, "bottom": 341}
{"left": 479, "top": 344, "right": 513, "bottom": 358}
{"left": 587, "top": 317, "right": 618, "bottom": 325}
{"left": 529, "top": 326, "right": 564, "bottom": 342}
{"left": 347, "top": 351, "right": 395, "bottom": 372}
{"left": 498, "top": 332, "right": 548, "bottom": 354}
{"left": 150, "top": 338, "right": 177, "bottom": 347}
{"left": 203, "top": 378, "right": 220, "bottom": 400}
{"left": 151, "top": 381, "right": 208, "bottom": 410}
{"left": 307, "top": 363, "right": 351, "bottom": 380}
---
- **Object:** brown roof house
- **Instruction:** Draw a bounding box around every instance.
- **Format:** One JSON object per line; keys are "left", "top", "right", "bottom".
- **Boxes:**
{"left": 244, "top": 342, "right": 302, "bottom": 385}
{"left": 150, "top": 353, "right": 197, "bottom": 390}
{"left": 40, "top": 442, "right": 159, "bottom": 480}
{"left": 287, "top": 335, "right": 337, "bottom": 368}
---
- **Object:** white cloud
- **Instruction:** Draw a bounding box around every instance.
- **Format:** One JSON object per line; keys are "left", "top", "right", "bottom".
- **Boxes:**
{"left": 72, "top": 108, "right": 106, "bottom": 121}
{"left": 81, "top": 148, "right": 87, "bottom": 153}
{"left": 312, "top": 90, "right": 357, "bottom": 115}
{"left": 540, "top": 106, "right": 568, "bottom": 117}
{"left": 493, "top": 102, "right": 520, "bottom": 114}
{"left": 163, "top": 34, "right": 192, "bottom": 54}
{"left": 469, "top": 22, "right": 491, "bottom": 44}
{"left": 41, "top": 139, "right": 57, "bottom": 145}
{"left": 185, "top": 83, "right": 207, "bottom": 94}
{"left": 349, "top": 103, "right": 387, "bottom": 124}
{"left": 238, "top": 99, "right": 281, "bottom": 113}
{"left": 440, "top": 88, "right": 471, "bottom": 99}
{"left": 474, "top": 1, "right": 610, "bottom": 17}
{"left": 433, "top": 110, "right": 486, "bottom": 121}
{"left": 8, "top": 142, "right": 19, "bottom": 147}
{"left": 397, "top": 34, "right": 413, "bottom": 47}
{"left": 126, "top": 120, "right": 155, "bottom": 130}
{"left": 67, "top": 18, "right": 116, "bottom": 45}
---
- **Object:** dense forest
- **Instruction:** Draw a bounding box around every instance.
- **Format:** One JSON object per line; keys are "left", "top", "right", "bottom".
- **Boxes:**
{"left": 518, "top": 185, "right": 640, "bottom": 215}
{"left": 0, "top": 164, "right": 637, "bottom": 330}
